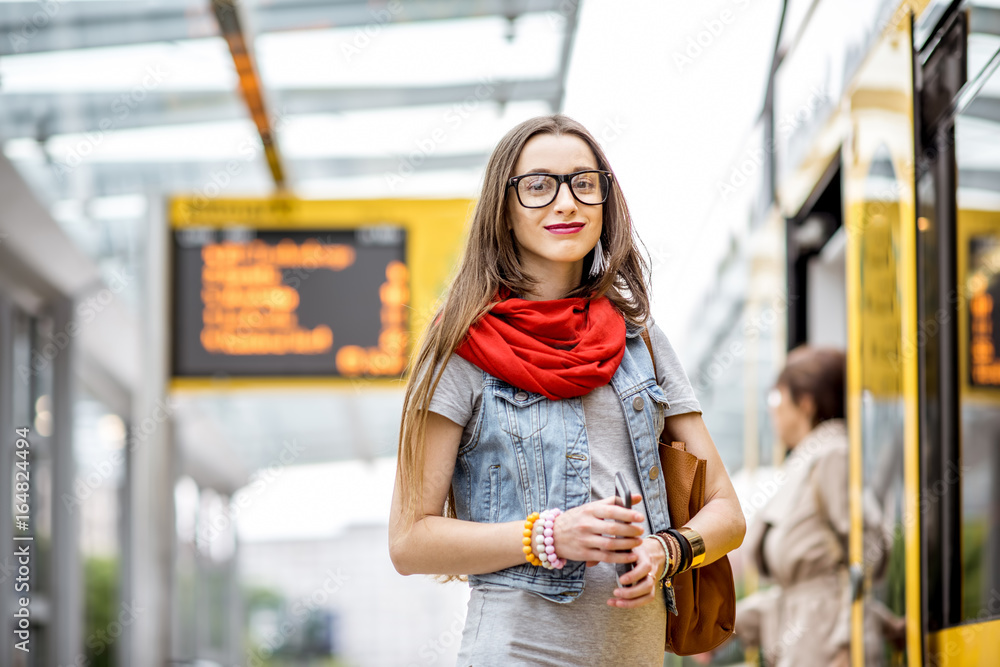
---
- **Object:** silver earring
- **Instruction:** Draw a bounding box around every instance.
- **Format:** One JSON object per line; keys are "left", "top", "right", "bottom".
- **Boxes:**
{"left": 589, "top": 239, "right": 607, "bottom": 278}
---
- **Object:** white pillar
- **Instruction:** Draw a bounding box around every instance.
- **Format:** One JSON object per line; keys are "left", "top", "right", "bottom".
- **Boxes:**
{"left": 52, "top": 295, "right": 82, "bottom": 664}
{"left": 0, "top": 293, "right": 15, "bottom": 662}
{"left": 128, "top": 197, "right": 175, "bottom": 666}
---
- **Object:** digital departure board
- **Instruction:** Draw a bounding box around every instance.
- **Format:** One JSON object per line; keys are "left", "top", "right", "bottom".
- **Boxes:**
{"left": 171, "top": 227, "right": 407, "bottom": 378}
{"left": 969, "top": 234, "right": 1000, "bottom": 388}
{"left": 167, "top": 197, "right": 473, "bottom": 389}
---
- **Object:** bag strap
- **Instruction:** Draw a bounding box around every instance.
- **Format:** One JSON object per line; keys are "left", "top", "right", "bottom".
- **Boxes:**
{"left": 641, "top": 327, "right": 670, "bottom": 431}
{"left": 640, "top": 327, "right": 657, "bottom": 378}
{"left": 641, "top": 327, "right": 684, "bottom": 454}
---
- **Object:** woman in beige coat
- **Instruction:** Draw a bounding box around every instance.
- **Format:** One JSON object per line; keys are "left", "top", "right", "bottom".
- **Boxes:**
{"left": 735, "top": 347, "right": 900, "bottom": 666}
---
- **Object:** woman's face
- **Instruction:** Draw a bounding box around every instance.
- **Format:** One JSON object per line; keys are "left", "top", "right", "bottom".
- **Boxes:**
{"left": 768, "top": 384, "right": 815, "bottom": 449}
{"left": 506, "top": 133, "right": 604, "bottom": 282}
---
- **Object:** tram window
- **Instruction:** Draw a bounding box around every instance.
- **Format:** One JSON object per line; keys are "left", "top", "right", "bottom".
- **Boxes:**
{"left": 955, "top": 57, "right": 1000, "bottom": 623}
{"left": 967, "top": 2, "right": 1000, "bottom": 84}
{"left": 857, "top": 146, "right": 908, "bottom": 648}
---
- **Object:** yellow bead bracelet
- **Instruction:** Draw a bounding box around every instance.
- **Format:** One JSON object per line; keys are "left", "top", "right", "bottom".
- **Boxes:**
{"left": 522, "top": 512, "right": 542, "bottom": 566}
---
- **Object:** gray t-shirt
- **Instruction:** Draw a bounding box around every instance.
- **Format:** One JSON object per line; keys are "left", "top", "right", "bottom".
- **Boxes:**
{"left": 427, "top": 320, "right": 702, "bottom": 666}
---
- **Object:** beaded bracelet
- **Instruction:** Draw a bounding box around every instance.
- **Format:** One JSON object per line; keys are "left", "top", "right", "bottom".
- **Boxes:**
{"left": 522, "top": 512, "right": 542, "bottom": 567}
{"left": 648, "top": 533, "right": 671, "bottom": 585}
{"left": 532, "top": 514, "right": 552, "bottom": 570}
{"left": 534, "top": 508, "right": 566, "bottom": 570}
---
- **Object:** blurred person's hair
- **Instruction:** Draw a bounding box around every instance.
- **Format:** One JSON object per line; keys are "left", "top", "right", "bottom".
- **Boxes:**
{"left": 776, "top": 346, "right": 846, "bottom": 427}
{"left": 394, "top": 115, "right": 652, "bottom": 574}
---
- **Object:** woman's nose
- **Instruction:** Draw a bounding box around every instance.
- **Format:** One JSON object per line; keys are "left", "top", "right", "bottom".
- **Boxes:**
{"left": 552, "top": 181, "right": 578, "bottom": 213}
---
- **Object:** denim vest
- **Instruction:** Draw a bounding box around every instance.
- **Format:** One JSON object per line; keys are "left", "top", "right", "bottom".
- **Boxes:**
{"left": 450, "top": 320, "right": 677, "bottom": 608}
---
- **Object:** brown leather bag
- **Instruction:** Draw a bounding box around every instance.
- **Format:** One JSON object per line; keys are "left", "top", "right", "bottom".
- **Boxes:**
{"left": 641, "top": 329, "right": 736, "bottom": 656}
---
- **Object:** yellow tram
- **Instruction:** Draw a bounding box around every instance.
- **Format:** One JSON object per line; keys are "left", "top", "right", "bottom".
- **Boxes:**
{"left": 746, "top": 0, "right": 1000, "bottom": 664}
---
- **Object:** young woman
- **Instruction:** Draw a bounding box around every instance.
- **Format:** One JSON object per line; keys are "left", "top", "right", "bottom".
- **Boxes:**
{"left": 389, "top": 114, "right": 745, "bottom": 665}
{"left": 734, "top": 346, "right": 901, "bottom": 666}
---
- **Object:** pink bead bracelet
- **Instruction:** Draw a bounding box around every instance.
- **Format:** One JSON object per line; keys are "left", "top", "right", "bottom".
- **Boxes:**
{"left": 534, "top": 508, "right": 566, "bottom": 570}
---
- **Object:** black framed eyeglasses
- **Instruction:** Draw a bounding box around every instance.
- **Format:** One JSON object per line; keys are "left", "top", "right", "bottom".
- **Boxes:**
{"left": 506, "top": 170, "right": 613, "bottom": 209}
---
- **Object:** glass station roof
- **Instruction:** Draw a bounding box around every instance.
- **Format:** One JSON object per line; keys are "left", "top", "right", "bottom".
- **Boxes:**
{"left": 0, "top": 0, "right": 580, "bottom": 472}
{"left": 0, "top": 0, "right": 578, "bottom": 313}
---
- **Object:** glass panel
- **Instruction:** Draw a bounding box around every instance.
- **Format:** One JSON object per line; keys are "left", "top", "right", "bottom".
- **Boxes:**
{"left": 255, "top": 14, "right": 566, "bottom": 88}
{"left": 967, "top": 1, "right": 1000, "bottom": 84}
{"left": 956, "top": 56, "right": 1000, "bottom": 623}
{"left": 858, "top": 145, "right": 908, "bottom": 664}
{"left": 0, "top": 39, "right": 236, "bottom": 93}
{"left": 0, "top": 37, "right": 239, "bottom": 316}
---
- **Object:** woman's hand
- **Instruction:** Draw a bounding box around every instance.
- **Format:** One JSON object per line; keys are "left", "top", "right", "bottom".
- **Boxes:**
{"left": 607, "top": 535, "right": 665, "bottom": 609}
{"left": 551, "top": 494, "right": 645, "bottom": 565}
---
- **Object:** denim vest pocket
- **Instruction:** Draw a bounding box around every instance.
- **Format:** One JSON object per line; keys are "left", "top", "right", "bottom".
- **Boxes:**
{"left": 493, "top": 384, "right": 549, "bottom": 438}
{"left": 618, "top": 379, "right": 670, "bottom": 439}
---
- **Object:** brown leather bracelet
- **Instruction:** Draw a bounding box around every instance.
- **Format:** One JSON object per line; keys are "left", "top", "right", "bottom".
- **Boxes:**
{"left": 656, "top": 531, "right": 682, "bottom": 578}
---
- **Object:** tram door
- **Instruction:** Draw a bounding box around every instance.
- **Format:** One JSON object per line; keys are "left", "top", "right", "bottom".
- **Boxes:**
{"left": 845, "top": 13, "right": 917, "bottom": 667}
{"left": 919, "top": 4, "right": 1000, "bottom": 660}
{"left": 951, "top": 7, "right": 1000, "bottom": 648}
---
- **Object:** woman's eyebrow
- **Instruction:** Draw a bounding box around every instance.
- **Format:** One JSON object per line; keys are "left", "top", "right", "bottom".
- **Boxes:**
{"left": 522, "top": 165, "right": 598, "bottom": 173}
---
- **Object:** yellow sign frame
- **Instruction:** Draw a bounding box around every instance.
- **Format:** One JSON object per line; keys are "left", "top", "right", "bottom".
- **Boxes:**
{"left": 168, "top": 196, "right": 474, "bottom": 392}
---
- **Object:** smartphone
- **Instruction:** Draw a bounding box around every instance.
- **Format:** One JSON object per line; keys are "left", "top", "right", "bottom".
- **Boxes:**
{"left": 613, "top": 471, "right": 636, "bottom": 587}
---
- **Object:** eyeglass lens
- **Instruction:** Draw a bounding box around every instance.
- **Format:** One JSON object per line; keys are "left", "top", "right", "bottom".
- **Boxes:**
{"left": 516, "top": 172, "right": 608, "bottom": 207}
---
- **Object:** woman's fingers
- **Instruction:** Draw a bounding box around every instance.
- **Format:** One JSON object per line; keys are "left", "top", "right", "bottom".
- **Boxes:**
{"left": 607, "top": 573, "right": 657, "bottom": 608}
{"left": 607, "top": 544, "right": 658, "bottom": 608}
{"left": 570, "top": 494, "right": 645, "bottom": 525}
{"left": 592, "top": 519, "right": 643, "bottom": 538}
{"left": 593, "top": 492, "right": 643, "bottom": 505}
{"left": 573, "top": 537, "right": 640, "bottom": 563}
{"left": 591, "top": 502, "right": 644, "bottom": 525}
{"left": 615, "top": 559, "right": 652, "bottom": 587}
{"left": 595, "top": 541, "right": 642, "bottom": 561}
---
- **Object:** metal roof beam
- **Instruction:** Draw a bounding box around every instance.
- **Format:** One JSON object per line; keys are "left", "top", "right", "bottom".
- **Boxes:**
{"left": 0, "top": 78, "right": 560, "bottom": 139}
{"left": 0, "top": 0, "right": 569, "bottom": 55}
{"left": 14, "top": 152, "right": 489, "bottom": 200}
{"left": 212, "top": 0, "right": 287, "bottom": 188}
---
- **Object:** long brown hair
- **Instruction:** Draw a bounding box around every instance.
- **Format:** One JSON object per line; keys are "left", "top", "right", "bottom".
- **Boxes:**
{"left": 396, "top": 114, "right": 651, "bottom": 529}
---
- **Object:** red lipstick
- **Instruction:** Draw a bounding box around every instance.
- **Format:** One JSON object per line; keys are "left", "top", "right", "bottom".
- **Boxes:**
{"left": 544, "top": 223, "right": 585, "bottom": 234}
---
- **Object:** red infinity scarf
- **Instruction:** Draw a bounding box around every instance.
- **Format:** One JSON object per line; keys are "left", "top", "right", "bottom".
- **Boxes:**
{"left": 454, "top": 295, "right": 626, "bottom": 400}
